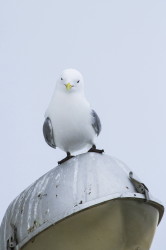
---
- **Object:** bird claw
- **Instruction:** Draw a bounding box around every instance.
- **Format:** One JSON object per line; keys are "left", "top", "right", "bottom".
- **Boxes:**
{"left": 88, "top": 145, "right": 104, "bottom": 154}
{"left": 58, "top": 153, "right": 75, "bottom": 165}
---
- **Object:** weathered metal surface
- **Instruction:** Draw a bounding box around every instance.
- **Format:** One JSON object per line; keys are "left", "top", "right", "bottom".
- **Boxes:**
{"left": 0, "top": 153, "right": 164, "bottom": 250}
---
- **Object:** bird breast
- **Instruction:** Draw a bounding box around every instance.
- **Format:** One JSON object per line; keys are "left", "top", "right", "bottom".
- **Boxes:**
{"left": 46, "top": 92, "right": 95, "bottom": 152}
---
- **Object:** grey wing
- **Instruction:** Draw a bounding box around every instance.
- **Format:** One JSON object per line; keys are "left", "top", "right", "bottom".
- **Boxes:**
{"left": 91, "top": 110, "right": 101, "bottom": 136}
{"left": 43, "top": 117, "right": 56, "bottom": 148}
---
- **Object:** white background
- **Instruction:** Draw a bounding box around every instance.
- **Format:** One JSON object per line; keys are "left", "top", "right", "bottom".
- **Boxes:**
{"left": 0, "top": 1, "right": 165, "bottom": 249}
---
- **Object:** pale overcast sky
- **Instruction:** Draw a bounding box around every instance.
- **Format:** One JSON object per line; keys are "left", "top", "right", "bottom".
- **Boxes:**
{"left": 0, "top": 1, "right": 165, "bottom": 249}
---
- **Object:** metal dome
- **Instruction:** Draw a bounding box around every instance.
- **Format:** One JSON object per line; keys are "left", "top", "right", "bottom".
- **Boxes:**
{"left": 0, "top": 153, "right": 164, "bottom": 250}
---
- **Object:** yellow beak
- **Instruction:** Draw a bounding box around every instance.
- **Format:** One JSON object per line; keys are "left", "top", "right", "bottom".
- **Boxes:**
{"left": 65, "top": 83, "right": 72, "bottom": 91}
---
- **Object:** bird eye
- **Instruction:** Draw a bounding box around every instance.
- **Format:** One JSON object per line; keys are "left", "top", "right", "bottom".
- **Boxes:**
{"left": 77, "top": 80, "right": 80, "bottom": 83}
{"left": 61, "top": 77, "right": 63, "bottom": 80}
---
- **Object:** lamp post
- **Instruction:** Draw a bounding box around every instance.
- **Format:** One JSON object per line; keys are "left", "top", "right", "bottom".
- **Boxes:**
{"left": 0, "top": 153, "right": 164, "bottom": 250}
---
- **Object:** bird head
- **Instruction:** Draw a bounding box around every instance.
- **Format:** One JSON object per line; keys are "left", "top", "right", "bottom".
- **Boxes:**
{"left": 56, "top": 68, "right": 84, "bottom": 94}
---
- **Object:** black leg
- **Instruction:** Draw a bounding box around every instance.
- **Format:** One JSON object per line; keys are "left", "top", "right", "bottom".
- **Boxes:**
{"left": 58, "top": 152, "right": 75, "bottom": 165}
{"left": 88, "top": 145, "right": 104, "bottom": 154}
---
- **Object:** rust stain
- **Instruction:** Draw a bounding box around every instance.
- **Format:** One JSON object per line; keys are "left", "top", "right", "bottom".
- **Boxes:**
{"left": 28, "top": 220, "right": 41, "bottom": 233}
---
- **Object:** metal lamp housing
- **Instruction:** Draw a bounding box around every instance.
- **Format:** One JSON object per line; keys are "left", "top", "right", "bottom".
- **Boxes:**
{"left": 0, "top": 153, "right": 164, "bottom": 250}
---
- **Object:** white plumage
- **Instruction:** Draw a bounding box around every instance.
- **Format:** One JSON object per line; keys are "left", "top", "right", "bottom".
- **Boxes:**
{"left": 43, "top": 68, "right": 103, "bottom": 164}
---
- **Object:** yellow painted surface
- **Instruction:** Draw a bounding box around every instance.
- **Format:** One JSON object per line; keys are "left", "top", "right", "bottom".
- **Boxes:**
{"left": 22, "top": 200, "right": 159, "bottom": 250}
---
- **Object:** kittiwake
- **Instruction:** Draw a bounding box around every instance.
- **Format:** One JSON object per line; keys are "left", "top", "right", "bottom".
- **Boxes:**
{"left": 43, "top": 68, "right": 104, "bottom": 164}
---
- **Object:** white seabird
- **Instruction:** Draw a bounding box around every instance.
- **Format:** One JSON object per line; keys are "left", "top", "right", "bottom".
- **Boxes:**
{"left": 43, "top": 68, "right": 104, "bottom": 164}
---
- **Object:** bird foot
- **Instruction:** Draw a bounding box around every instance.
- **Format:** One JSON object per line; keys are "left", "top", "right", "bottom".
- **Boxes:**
{"left": 58, "top": 152, "right": 75, "bottom": 165}
{"left": 88, "top": 145, "right": 104, "bottom": 154}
